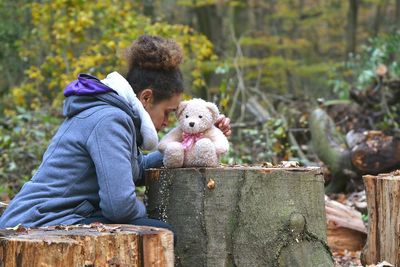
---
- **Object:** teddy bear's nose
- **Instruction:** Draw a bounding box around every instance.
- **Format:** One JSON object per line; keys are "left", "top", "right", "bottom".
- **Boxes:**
{"left": 189, "top": 122, "right": 195, "bottom": 127}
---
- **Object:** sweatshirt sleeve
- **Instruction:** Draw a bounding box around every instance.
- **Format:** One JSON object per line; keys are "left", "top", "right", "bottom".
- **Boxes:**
{"left": 86, "top": 112, "right": 146, "bottom": 223}
{"left": 136, "top": 151, "right": 164, "bottom": 186}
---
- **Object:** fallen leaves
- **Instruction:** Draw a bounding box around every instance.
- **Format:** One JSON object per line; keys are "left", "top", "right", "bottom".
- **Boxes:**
{"left": 6, "top": 224, "right": 30, "bottom": 233}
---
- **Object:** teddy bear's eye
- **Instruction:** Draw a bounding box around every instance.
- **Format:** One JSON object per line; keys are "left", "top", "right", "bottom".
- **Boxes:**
{"left": 199, "top": 115, "right": 203, "bottom": 118}
{"left": 185, "top": 115, "right": 189, "bottom": 118}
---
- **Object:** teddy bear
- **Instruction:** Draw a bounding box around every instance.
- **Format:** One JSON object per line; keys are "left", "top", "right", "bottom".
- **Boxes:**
{"left": 158, "top": 98, "right": 229, "bottom": 168}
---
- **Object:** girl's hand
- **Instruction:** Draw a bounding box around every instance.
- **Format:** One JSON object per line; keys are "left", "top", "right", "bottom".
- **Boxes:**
{"left": 215, "top": 114, "right": 232, "bottom": 137}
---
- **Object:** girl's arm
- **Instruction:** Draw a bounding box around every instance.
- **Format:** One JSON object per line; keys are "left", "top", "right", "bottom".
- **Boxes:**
{"left": 87, "top": 111, "right": 146, "bottom": 223}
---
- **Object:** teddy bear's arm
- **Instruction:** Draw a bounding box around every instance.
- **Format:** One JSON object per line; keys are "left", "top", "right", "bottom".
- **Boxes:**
{"left": 158, "top": 127, "right": 183, "bottom": 153}
{"left": 207, "top": 126, "right": 230, "bottom": 155}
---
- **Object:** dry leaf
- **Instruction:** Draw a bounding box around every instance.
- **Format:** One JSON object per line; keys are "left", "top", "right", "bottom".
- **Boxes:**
{"left": 207, "top": 178, "right": 216, "bottom": 189}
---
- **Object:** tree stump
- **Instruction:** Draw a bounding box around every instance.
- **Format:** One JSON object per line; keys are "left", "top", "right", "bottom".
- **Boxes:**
{"left": 145, "top": 167, "right": 333, "bottom": 267}
{"left": 362, "top": 171, "right": 400, "bottom": 266}
{"left": 0, "top": 224, "right": 174, "bottom": 267}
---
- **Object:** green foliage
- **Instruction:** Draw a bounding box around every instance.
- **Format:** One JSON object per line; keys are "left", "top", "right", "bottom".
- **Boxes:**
{"left": 361, "top": 213, "right": 368, "bottom": 223}
{"left": 0, "top": 0, "right": 30, "bottom": 98}
{"left": 221, "top": 118, "right": 296, "bottom": 165}
{"left": 330, "top": 33, "right": 400, "bottom": 98}
{"left": 0, "top": 107, "right": 61, "bottom": 198}
{"left": 5, "top": 0, "right": 216, "bottom": 111}
{"left": 327, "top": 33, "right": 400, "bottom": 132}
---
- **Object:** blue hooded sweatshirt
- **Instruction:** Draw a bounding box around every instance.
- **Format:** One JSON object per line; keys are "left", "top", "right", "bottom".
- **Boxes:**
{"left": 0, "top": 74, "right": 163, "bottom": 228}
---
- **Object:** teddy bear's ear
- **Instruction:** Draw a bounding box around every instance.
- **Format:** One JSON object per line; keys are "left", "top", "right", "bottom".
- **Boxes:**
{"left": 176, "top": 101, "right": 189, "bottom": 118}
{"left": 206, "top": 102, "right": 220, "bottom": 123}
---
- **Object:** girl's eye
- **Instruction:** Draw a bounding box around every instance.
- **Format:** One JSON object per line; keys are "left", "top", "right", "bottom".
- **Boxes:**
{"left": 199, "top": 115, "right": 202, "bottom": 118}
{"left": 185, "top": 115, "right": 189, "bottom": 118}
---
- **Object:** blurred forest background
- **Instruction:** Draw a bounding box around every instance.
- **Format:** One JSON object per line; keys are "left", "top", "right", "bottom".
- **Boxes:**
{"left": 1, "top": 0, "right": 400, "bottom": 198}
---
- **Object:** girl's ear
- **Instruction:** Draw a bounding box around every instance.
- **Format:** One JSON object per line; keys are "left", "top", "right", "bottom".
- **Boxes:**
{"left": 206, "top": 102, "right": 220, "bottom": 123}
{"left": 176, "top": 101, "right": 189, "bottom": 118}
{"left": 138, "top": 88, "right": 153, "bottom": 108}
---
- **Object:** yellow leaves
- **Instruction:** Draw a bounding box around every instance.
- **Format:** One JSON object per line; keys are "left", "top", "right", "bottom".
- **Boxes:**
{"left": 106, "top": 41, "right": 116, "bottom": 50}
{"left": 11, "top": 87, "right": 26, "bottom": 106}
{"left": 26, "top": 67, "right": 44, "bottom": 84}
{"left": 13, "top": 0, "right": 217, "bottom": 109}
{"left": 30, "top": 3, "right": 43, "bottom": 25}
{"left": 198, "top": 46, "right": 213, "bottom": 61}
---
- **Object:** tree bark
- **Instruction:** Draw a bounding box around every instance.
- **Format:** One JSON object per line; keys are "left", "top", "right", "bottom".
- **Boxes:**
{"left": 145, "top": 167, "right": 333, "bottom": 267}
{"left": 350, "top": 130, "right": 400, "bottom": 174}
{"left": 0, "top": 224, "right": 174, "bottom": 267}
{"left": 361, "top": 172, "right": 400, "bottom": 266}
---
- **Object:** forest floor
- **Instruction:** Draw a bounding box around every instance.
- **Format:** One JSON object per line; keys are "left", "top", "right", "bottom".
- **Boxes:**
{"left": 329, "top": 192, "right": 365, "bottom": 267}
{"left": 329, "top": 192, "right": 394, "bottom": 267}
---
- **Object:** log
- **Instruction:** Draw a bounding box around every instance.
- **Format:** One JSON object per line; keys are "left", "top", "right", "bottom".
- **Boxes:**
{"left": 309, "top": 108, "right": 400, "bottom": 193}
{"left": 362, "top": 171, "right": 400, "bottom": 266}
{"left": 145, "top": 167, "right": 333, "bottom": 267}
{"left": 309, "top": 108, "right": 355, "bottom": 193}
{"left": 325, "top": 196, "right": 367, "bottom": 252}
{"left": 350, "top": 131, "right": 400, "bottom": 174}
{"left": 0, "top": 224, "right": 174, "bottom": 267}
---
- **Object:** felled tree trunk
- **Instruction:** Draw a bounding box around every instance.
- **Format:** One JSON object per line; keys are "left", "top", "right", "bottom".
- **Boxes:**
{"left": 309, "top": 108, "right": 400, "bottom": 193}
{"left": 362, "top": 172, "right": 400, "bottom": 266}
{"left": 350, "top": 130, "right": 400, "bottom": 174}
{"left": 309, "top": 108, "right": 355, "bottom": 193}
{"left": 0, "top": 224, "right": 174, "bottom": 267}
{"left": 145, "top": 167, "right": 333, "bottom": 267}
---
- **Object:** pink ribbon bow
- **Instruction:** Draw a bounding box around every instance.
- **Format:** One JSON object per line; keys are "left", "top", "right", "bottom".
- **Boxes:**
{"left": 182, "top": 132, "right": 204, "bottom": 150}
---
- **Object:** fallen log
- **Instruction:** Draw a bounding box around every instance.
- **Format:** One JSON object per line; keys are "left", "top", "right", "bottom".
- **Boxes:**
{"left": 309, "top": 108, "right": 355, "bottom": 193}
{"left": 145, "top": 166, "right": 333, "bottom": 267}
{"left": 325, "top": 196, "right": 367, "bottom": 252}
{"left": 350, "top": 130, "right": 400, "bottom": 174}
{"left": 362, "top": 171, "right": 400, "bottom": 266}
{"left": 0, "top": 224, "right": 174, "bottom": 267}
{"left": 309, "top": 108, "right": 400, "bottom": 193}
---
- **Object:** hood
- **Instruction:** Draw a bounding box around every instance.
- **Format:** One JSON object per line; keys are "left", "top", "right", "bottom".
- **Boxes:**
{"left": 63, "top": 74, "right": 144, "bottom": 147}
{"left": 101, "top": 72, "right": 158, "bottom": 151}
{"left": 64, "top": 74, "right": 113, "bottom": 97}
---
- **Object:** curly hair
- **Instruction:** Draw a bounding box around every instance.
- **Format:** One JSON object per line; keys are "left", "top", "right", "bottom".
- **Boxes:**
{"left": 125, "top": 35, "right": 184, "bottom": 103}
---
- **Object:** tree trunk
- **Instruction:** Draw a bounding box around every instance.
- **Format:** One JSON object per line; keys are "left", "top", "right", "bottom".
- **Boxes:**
{"left": 361, "top": 172, "right": 400, "bottom": 266}
{"left": 372, "top": 2, "right": 383, "bottom": 37}
{"left": 396, "top": 0, "right": 400, "bottom": 28}
{"left": 0, "top": 224, "right": 174, "bottom": 267}
{"left": 346, "top": 0, "right": 359, "bottom": 57}
{"left": 142, "top": 0, "right": 155, "bottom": 18}
{"left": 145, "top": 167, "right": 333, "bottom": 267}
{"left": 309, "top": 108, "right": 355, "bottom": 193}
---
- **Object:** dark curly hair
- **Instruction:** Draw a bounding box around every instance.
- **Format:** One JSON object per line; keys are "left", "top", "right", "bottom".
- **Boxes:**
{"left": 125, "top": 35, "right": 184, "bottom": 103}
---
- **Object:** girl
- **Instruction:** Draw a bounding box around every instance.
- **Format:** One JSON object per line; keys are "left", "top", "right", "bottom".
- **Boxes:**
{"left": 0, "top": 35, "right": 231, "bottom": 240}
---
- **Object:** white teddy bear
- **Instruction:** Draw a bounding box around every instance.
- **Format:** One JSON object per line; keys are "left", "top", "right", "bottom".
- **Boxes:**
{"left": 158, "top": 98, "right": 229, "bottom": 168}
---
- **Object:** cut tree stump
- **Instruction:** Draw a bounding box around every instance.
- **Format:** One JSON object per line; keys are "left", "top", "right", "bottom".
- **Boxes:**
{"left": 145, "top": 167, "right": 333, "bottom": 267}
{"left": 0, "top": 224, "right": 174, "bottom": 267}
{"left": 362, "top": 171, "right": 400, "bottom": 266}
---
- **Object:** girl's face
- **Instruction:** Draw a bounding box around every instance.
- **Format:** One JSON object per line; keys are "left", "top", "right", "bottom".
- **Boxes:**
{"left": 139, "top": 90, "right": 182, "bottom": 132}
